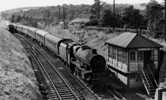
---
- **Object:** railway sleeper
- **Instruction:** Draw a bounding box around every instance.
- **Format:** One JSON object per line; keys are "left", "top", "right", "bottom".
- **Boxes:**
{"left": 62, "top": 96, "right": 77, "bottom": 99}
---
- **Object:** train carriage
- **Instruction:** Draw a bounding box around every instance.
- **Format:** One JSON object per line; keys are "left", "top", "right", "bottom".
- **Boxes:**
{"left": 15, "top": 24, "right": 23, "bottom": 33}
{"left": 8, "top": 23, "right": 16, "bottom": 33}
{"left": 44, "top": 34, "right": 62, "bottom": 54}
{"left": 26, "top": 27, "right": 37, "bottom": 39}
{"left": 16, "top": 24, "right": 31, "bottom": 37}
{"left": 20, "top": 26, "right": 30, "bottom": 36}
{"left": 36, "top": 29, "right": 48, "bottom": 44}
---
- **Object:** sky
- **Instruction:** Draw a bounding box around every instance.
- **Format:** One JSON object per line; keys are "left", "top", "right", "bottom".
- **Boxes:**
{"left": 0, "top": 0, "right": 164, "bottom": 12}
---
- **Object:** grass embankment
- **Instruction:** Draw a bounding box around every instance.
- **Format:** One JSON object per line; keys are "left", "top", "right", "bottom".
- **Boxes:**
{"left": 0, "top": 21, "right": 41, "bottom": 100}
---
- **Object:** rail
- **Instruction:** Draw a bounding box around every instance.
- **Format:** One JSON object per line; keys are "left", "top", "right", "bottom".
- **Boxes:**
{"left": 15, "top": 34, "right": 81, "bottom": 100}
{"left": 34, "top": 41, "right": 99, "bottom": 100}
{"left": 34, "top": 48, "right": 81, "bottom": 100}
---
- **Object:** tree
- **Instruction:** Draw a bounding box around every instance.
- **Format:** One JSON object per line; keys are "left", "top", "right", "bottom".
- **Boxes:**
{"left": 146, "top": 0, "right": 164, "bottom": 37}
{"left": 122, "top": 6, "right": 145, "bottom": 29}
{"left": 90, "top": 0, "right": 104, "bottom": 25}
{"left": 102, "top": 9, "right": 122, "bottom": 27}
{"left": 10, "top": 14, "right": 21, "bottom": 22}
{"left": 102, "top": 10, "right": 113, "bottom": 26}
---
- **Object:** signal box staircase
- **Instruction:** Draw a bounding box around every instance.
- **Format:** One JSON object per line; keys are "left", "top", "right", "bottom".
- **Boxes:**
{"left": 140, "top": 67, "right": 158, "bottom": 98}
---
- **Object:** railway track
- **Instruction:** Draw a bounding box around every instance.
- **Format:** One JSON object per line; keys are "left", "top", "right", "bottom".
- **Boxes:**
{"left": 35, "top": 42, "right": 128, "bottom": 100}
{"left": 35, "top": 43, "right": 100, "bottom": 100}
{"left": 28, "top": 36, "right": 125, "bottom": 100}
{"left": 27, "top": 37, "right": 100, "bottom": 100}
{"left": 32, "top": 50, "right": 81, "bottom": 100}
{"left": 14, "top": 33, "right": 127, "bottom": 100}
{"left": 15, "top": 34, "right": 81, "bottom": 100}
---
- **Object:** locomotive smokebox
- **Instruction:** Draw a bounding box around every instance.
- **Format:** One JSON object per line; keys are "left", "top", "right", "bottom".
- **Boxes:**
{"left": 90, "top": 55, "right": 106, "bottom": 73}
{"left": 73, "top": 45, "right": 106, "bottom": 73}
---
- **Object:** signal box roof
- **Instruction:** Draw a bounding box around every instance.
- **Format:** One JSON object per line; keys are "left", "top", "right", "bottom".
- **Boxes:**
{"left": 106, "top": 32, "right": 162, "bottom": 49}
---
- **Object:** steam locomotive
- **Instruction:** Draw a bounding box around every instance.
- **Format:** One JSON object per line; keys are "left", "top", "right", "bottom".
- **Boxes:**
{"left": 8, "top": 23, "right": 106, "bottom": 82}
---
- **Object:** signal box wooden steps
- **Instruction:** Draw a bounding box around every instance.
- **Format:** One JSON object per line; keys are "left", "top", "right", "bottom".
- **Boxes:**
{"left": 140, "top": 68, "right": 158, "bottom": 98}
{"left": 159, "top": 53, "right": 166, "bottom": 82}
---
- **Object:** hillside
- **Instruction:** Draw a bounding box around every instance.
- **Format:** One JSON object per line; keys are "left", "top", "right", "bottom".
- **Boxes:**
{"left": 1, "top": 5, "right": 91, "bottom": 27}
{"left": 1, "top": 3, "right": 137, "bottom": 28}
{"left": 0, "top": 21, "right": 41, "bottom": 100}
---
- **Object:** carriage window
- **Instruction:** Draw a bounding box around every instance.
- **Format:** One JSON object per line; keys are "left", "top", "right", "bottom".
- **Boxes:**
{"left": 130, "top": 51, "right": 136, "bottom": 61}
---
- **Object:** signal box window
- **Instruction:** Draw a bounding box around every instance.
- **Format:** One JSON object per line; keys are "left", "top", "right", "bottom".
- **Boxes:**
{"left": 138, "top": 51, "right": 143, "bottom": 61}
{"left": 130, "top": 51, "right": 136, "bottom": 61}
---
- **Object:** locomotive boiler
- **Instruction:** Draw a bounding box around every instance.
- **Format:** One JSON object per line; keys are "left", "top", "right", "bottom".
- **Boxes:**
{"left": 69, "top": 45, "right": 106, "bottom": 81}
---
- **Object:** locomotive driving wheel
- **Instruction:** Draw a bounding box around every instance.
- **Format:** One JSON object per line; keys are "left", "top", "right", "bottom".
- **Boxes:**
{"left": 84, "top": 73, "right": 93, "bottom": 83}
{"left": 73, "top": 68, "right": 79, "bottom": 78}
{"left": 69, "top": 63, "right": 75, "bottom": 74}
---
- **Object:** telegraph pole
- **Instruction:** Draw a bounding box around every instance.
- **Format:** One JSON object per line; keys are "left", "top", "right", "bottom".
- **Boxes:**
{"left": 113, "top": 0, "right": 115, "bottom": 15}
{"left": 58, "top": 5, "right": 61, "bottom": 22}
{"left": 62, "top": 6, "right": 66, "bottom": 29}
{"left": 164, "top": 0, "right": 166, "bottom": 41}
{"left": 113, "top": 0, "right": 115, "bottom": 31}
